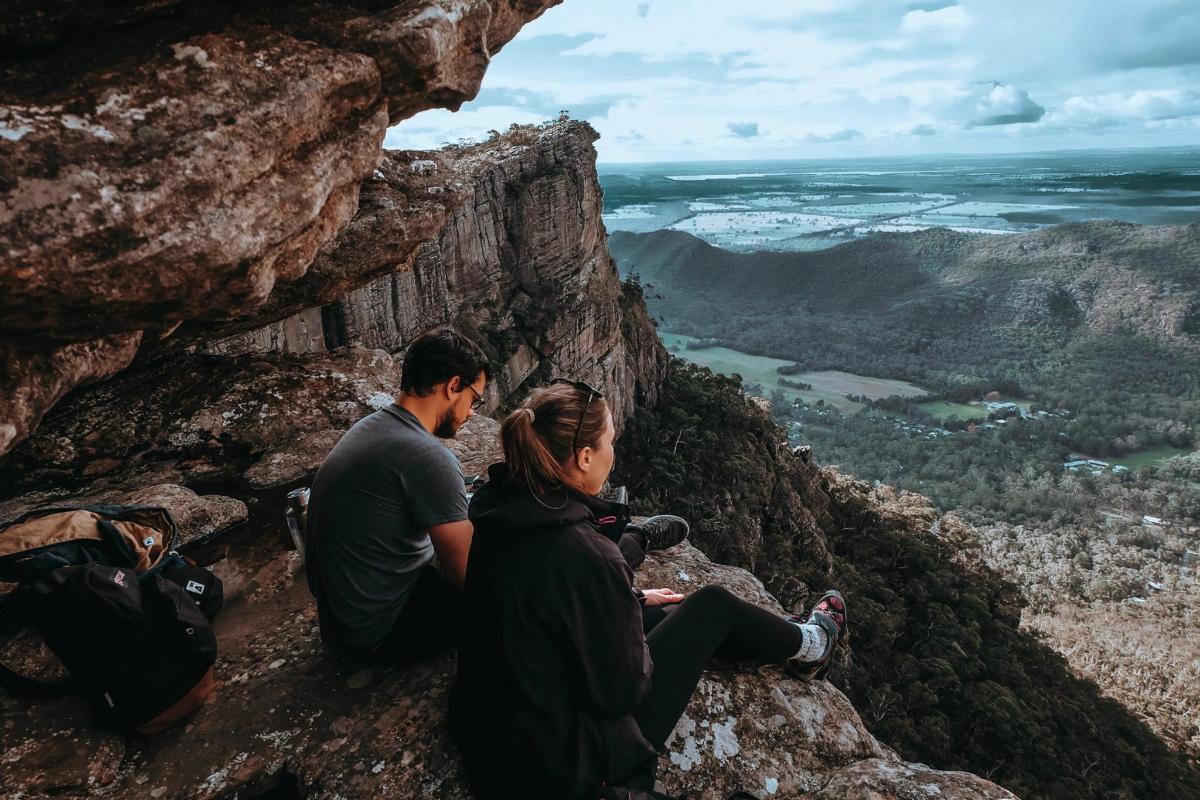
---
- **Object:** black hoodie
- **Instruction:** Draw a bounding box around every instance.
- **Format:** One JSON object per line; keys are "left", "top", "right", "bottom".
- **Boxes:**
{"left": 449, "top": 463, "right": 657, "bottom": 799}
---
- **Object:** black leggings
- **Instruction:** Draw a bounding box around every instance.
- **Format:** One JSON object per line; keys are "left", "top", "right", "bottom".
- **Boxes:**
{"left": 632, "top": 584, "right": 803, "bottom": 749}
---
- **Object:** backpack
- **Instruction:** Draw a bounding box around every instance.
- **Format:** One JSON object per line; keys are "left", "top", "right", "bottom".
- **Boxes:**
{"left": 0, "top": 564, "right": 218, "bottom": 735}
{"left": 0, "top": 504, "right": 223, "bottom": 734}
{"left": 0, "top": 503, "right": 222, "bottom": 615}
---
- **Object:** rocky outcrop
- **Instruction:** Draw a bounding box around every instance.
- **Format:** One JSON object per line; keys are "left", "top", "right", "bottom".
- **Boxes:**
{"left": 0, "top": 333, "right": 143, "bottom": 458}
{"left": 209, "top": 120, "right": 666, "bottom": 426}
{"left": 0, "top": 0, "right": 561, "bottom": 459}
{"left": 0, "top": 347, "right": 406, "bottom": 497}
{"left": 0, "top": 6, "right": 1020, "bottom": 797}
{"left": 0, "top": 529, "right": 1016, "bottom": 800}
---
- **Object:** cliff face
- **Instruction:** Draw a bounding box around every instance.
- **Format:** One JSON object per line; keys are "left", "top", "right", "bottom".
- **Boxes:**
{"left": 208, "top": 121, "right": 664, "bottom": 426}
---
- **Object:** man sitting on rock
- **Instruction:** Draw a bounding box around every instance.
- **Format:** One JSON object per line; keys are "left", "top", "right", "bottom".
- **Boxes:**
{"left": 305, "top": 326, "right": 689, "bottom": 666}
{"left": 305, "top": 327, "right": 492, "bottom": 664}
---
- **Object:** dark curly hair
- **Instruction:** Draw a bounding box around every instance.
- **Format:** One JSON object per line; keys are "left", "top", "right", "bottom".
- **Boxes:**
{"left": 400, "top": 327, "right": 492, "bottom": 396}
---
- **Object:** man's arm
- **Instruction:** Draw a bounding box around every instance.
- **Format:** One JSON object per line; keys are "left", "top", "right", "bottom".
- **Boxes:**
{"left": 428, "top": 519, "right": 473, "bottom": 588}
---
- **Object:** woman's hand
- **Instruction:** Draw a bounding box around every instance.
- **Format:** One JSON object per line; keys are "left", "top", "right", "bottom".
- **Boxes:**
{"left": 641, "top": 587, "right": 685, "bottom": 606}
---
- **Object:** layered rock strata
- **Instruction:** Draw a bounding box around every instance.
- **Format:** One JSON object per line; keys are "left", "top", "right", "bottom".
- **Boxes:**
{"left": 208, "top": 121, "right": 663, "bottom": 426}
{"left": 0, "top": 0, "right": 561, "bottom": 459}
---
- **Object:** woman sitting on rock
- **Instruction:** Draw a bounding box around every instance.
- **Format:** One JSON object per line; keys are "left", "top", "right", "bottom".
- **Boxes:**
{"left": 449, "top": 380, "right": 848, "bottom": 799}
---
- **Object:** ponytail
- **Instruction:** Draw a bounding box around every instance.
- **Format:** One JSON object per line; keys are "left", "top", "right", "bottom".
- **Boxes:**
{"left": 501, "top": 383, "right": 608, "bottom": 495}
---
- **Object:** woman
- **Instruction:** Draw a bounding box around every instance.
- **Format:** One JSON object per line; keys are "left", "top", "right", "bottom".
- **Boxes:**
{"left": 449, "top": 380, "right": 847, "bottom": 799}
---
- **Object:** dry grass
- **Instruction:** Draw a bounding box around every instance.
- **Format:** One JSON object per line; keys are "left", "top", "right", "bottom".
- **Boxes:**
{"left": 1024, "top": 585, "right": 1200, "bottom": 760}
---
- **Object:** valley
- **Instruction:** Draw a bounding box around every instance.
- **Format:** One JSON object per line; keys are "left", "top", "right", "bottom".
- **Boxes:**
{"left": 612, "top": 218, "right": 1200, "bottom": 762}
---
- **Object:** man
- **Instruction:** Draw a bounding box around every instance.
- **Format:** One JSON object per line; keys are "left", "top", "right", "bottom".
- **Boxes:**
{"left": 305, "top": 327, "right": 490, "bottom": 664}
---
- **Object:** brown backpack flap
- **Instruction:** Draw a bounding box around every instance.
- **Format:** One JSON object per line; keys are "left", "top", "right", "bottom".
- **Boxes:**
{"left": 0, "top": 510, "right": 107, "bottom": 558}
{"left": 0, "top": 505, "right": 177, "bottom": 578}
{"left": 108, "top": 520, "right": 169, "bottom": 573}
{"left": 134, "top": 667, "right": 215, "bottom": 736}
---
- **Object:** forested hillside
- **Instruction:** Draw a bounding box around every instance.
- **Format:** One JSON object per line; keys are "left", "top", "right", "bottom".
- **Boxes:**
{"left": 610, "top": 222, "right": 1200, "bottom": 406}
{"left": 613, "top": 358, "right": 1200, "bottom": 800}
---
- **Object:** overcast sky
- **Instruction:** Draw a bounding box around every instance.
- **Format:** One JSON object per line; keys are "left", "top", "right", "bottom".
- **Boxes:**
{"left": 389, "top": 0, "right": 1200, "bottom": 163}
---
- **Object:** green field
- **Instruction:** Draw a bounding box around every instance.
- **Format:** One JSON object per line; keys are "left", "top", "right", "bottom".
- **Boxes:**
{"left": 918, "top": 401, "right": 986, "bottom": 421}
{"left": 1108, "top": 446, "right": 1192, "bottom": 469}
{"left": 661, "top": 332, "right": 930, "bottom": 411}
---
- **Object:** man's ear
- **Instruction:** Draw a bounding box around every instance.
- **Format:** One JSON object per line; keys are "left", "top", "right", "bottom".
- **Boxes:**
{"left": 444, "top": 376, "right": 461, "bottom": 398}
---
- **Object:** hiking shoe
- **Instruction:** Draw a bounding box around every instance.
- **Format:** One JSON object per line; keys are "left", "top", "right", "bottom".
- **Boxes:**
{"left": 785, "top": 589, "right": 847, "bottom": 682}
{"left": 627, "top": 515, "right": 690, "bottom": 551}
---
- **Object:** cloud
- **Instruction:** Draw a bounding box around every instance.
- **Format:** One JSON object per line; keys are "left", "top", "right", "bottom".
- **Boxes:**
{"left": 727, "top": 121, "right": 761, "bottom": 138}
{"left": 398, "top": 0, "right": 1200, "bottom": 161}
{"left": 471, "top": 87, "right": 623, "bottom": 120}
{"left": 1053, "top": 89, "right": 1200, "bottom": 126}
{"left": 900, "top": 5, "right": 969, "bottom": 35}
{"left": 963, "top": 82, "right": 1046, "bottom": 126}
{"left": 803, "top": 127, "right": 863, "bottom": 142}
{"left": 906, "top": 1, "right": 957, "bottom": 11}
{"left": 1104, "top": 2, "right": 1200, "bottom": 69}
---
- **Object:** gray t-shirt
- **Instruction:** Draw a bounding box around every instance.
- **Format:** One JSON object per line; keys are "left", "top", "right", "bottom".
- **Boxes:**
{"left": 308, "top": 403, "right": 467, "bottom": 649}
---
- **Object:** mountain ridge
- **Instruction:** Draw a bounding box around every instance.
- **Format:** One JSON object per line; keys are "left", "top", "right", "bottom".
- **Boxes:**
{"left": 609, "top": 223, "right": 1200, "bottom": 398}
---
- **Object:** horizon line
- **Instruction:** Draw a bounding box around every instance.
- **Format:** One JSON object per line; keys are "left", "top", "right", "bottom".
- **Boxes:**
{"left": 595, "top": 142, "right": 1200, "bottom": 168}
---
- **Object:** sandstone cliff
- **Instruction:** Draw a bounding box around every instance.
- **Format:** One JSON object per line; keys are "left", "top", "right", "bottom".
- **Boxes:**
{"left": 206, "top": 121, "right": 664, "bottom": 426}
{"left": 0, "top": 122, "right": 665, "bottom": 500}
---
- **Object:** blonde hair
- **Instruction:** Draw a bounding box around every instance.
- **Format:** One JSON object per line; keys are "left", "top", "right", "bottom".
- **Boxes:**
{"left": 501, "top": 383, "right": 609, "bottom": 495}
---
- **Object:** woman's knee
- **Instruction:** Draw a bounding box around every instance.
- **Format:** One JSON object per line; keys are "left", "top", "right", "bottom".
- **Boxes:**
{"left": 683, "top": 584, "right": 737, "bottom": 614}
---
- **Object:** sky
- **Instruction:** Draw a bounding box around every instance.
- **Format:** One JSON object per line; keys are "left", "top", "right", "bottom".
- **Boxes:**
{"left": 388, "top": 0, "right": 1200, "bottom": 163}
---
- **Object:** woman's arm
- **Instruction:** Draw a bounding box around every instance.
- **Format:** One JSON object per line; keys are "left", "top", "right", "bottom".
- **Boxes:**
{"left": 564, "top": 554, "right": 653, "bottom": 718}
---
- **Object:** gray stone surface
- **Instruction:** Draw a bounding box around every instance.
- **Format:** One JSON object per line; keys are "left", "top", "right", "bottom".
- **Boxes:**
{"left": 0, "top": 536, "right": 1018, "bottom": 800}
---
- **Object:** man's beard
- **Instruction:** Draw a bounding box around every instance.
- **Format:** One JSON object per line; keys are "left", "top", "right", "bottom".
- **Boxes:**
{"left": 433, "top": 408, "right": 459, "bottom": 439}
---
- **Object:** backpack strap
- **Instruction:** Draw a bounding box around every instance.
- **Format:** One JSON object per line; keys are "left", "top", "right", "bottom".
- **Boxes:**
{"left": 0, "top": 590, "right": 75, "bottom": 700}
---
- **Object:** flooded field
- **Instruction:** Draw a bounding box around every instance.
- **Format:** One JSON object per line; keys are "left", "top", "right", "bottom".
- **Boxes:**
{"left": 661, "top": 333, "right": 928, "bottom": 411}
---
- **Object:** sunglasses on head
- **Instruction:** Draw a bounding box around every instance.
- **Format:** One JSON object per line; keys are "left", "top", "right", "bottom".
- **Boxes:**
{"left": 550, "top": 377, "right": 604, "bottom": 451}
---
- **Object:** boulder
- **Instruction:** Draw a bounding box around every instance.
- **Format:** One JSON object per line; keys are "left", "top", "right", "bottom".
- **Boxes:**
{"left": 0, "top": 334, "right": 143, "bottom": 471}
{"left": 0, "top": 0, "right": 562, "bottom": 459}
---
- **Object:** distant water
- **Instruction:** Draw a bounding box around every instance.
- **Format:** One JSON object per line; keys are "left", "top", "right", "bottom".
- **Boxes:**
{"left": 598, "top": 148, "right": 1200, "bottom": 252}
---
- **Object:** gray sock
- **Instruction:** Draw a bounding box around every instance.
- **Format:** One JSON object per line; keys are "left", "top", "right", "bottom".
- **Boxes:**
{"left": 790, "top": 621, "right": 829, "bottom": 661}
